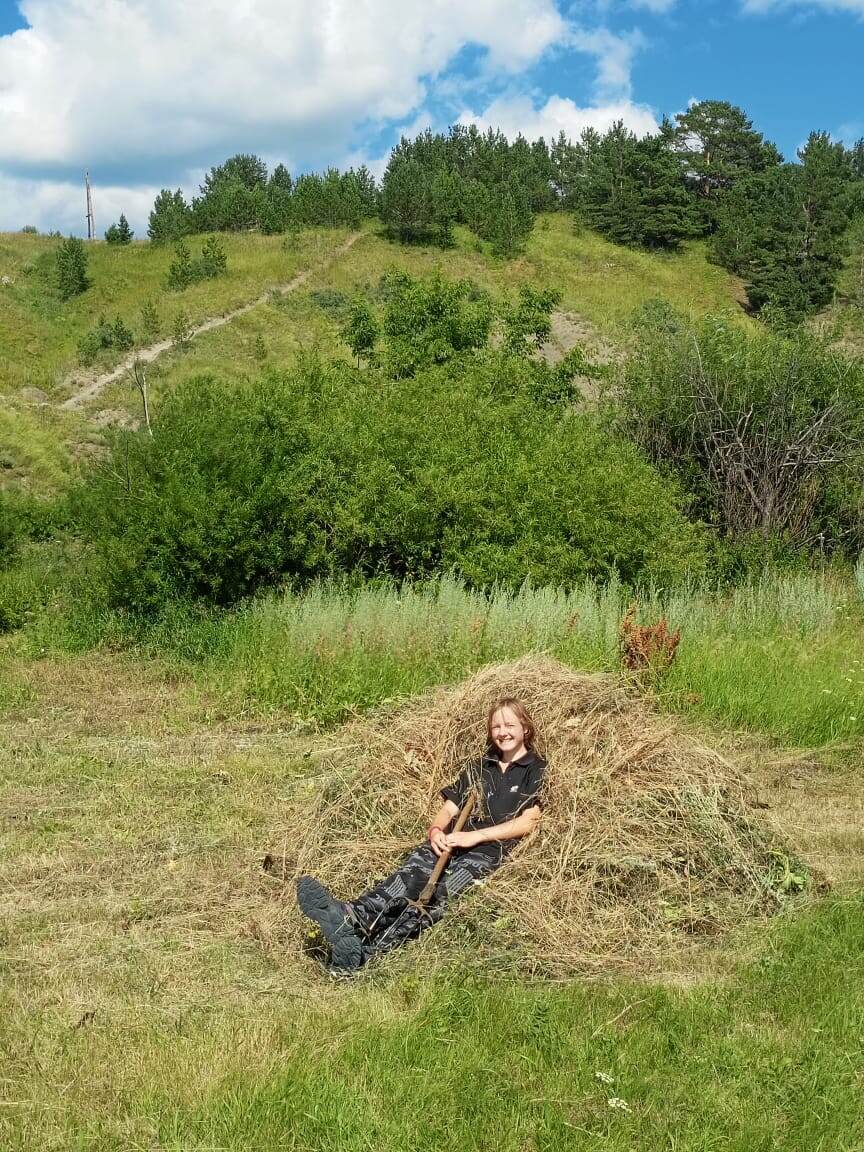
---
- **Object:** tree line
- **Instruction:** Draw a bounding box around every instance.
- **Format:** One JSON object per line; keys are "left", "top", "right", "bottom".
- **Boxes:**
{"left": 137, "top": 99, "right": 864, "bottom": 320}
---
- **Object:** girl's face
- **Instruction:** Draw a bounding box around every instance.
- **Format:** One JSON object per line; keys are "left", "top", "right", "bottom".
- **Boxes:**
{"left": 490, "top": 706, "right": 527, "bottom": 757}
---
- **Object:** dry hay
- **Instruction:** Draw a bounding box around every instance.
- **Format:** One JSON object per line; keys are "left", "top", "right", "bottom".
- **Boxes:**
{"left": 277, "top": 657, "right": 808, "bottom": 976}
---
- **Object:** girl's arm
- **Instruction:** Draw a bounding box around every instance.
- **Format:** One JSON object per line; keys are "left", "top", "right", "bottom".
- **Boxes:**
{"left": 445, "top": 805, "right": 541, "bottom": 850}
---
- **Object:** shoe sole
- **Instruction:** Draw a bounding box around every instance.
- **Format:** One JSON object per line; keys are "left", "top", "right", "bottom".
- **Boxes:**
{"left": 297, "top": 876, "right": 362, "bottom": 970}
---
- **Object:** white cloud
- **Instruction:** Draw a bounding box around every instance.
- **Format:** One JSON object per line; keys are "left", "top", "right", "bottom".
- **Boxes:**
{"left": 0, "top": 0, "right": 566, "bottom": 173}
{"left": 566, "top": 27, "right": 646, "bottom": 101}
{"left": 458, "top": 93, "right": 659, "bottom": 142}
{"left": 0, "top": 172, "right": 169, "bottom": 235}
{"left": 741, "top": 0, "right": 864, "bottom": 13}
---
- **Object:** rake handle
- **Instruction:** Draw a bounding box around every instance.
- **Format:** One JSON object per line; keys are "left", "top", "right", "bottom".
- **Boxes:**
{"left": 416, "top": 791, "right": 476, "bottom": 907}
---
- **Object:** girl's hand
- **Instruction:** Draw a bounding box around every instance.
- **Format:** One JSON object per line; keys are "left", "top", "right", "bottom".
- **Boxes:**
{"left": 429, "top": 827, "right": 449, "bottom": 857}
{"left": 444, "top": 830, "right": 480, "bottom": 850}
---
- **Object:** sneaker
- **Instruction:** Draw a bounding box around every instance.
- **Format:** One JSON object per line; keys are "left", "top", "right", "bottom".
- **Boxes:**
{"left": 296, "top": 876, "right": 363, "bottom": 970}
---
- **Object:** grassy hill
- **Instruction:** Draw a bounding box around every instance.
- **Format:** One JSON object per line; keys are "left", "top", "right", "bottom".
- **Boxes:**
{"left": 0, "top": 215, "right": 746, "bottom": 494}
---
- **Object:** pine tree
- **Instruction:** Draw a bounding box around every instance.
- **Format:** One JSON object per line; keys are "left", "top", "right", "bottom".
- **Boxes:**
{"left": 148, "top": 189, "right": 191, "bottom": 244}
{"left": 673, "top": 100, "right": 781, "bottom": 228}
{"left": 166, "top": 240, "right": 194, "bottom": 290}
{"left": 104, "top": 213, "right": 133, "bottom": 244}
{"left": 56, "top": 236, "right": 91, "bottom": 299}
{"left": 380, "top": 153, "right": 434, "bottom": 242}
{"left": 488, "top": 184, "right": 533, "bottom": 258}
{"left": 198, "top": 236, "right": 228, "bottom": 279}
{"left": 713, "top": 134, "right": 853, "bottom": 319}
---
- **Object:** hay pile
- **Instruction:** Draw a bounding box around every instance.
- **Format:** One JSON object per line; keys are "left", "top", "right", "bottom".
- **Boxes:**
{"left": 280, "top": 657, "right": 804, "bottom": 975}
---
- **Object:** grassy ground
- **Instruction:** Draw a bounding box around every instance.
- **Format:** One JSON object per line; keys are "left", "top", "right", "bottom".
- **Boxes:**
{"left": 24, "top": 570, "right": 864, "bottom": 748}
{"left": 0, "top": 646, "right": 862, "bottom": 1150}
{"left": 0, "top": 227, "right": 355, "bottom": 399}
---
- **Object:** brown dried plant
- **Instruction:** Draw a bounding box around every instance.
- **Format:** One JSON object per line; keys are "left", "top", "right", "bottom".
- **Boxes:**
{"left": 619, "top": 606, "right": 681, "bottom": 679}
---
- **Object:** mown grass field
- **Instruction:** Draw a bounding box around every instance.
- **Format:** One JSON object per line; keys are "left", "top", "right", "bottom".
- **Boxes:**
{"left": 1, "top": 626, "right": 862, "bottom": 1150}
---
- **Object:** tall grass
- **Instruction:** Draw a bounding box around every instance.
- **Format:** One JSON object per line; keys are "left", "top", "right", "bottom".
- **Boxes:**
{"left": 35, "top": 570, "right": 860, "bottom": 745}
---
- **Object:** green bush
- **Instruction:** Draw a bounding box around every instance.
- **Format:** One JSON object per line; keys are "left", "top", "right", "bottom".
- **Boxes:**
{"left": 77, "top": 314, "right": 135, "bottom": 364}
{"left": 0, "top": 490, "right": 64, "bottom": 568}
{"left": 166, "top": 237, "right": 228, "bottom": 290}
{"left": 74, "top": 357, "right": 706, "bottom": 614}
{"left": 615, "top": 309, "right": 864, "bottom": 561}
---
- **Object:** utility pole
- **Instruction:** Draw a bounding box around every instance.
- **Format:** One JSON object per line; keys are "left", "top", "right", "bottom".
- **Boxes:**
{"left": 85, "top": 170, "right": 95, "bottom": 240}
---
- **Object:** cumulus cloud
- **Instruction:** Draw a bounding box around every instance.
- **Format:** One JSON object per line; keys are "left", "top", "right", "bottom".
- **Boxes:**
{"left": 458, "top": 21, "right": 659, "bottom": 145}
{"left": 458, "top": 92, "right": 658, "bottom": 142}
{"left": 0, "top": 0, "right": 566, "bottom": 175}
{"left": 0, "top": 172, "right": 169, "bottom": 236}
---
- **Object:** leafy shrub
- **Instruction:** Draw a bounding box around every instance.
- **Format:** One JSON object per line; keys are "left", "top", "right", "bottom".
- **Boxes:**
{"left": 77, "top": 314, "right": 135, "bottom": 365}
{"left": 74, "top": 358, "right": 706, "bottom": 614}
{"left": 167, "top": 237, "right": 228, "bottom": 289}
{"left": 379, "top": 269, "right": 493, "bottom": 377}
{"left": 614, "top": 310, "right": 864, "bottom": 559}
{"left": 0, "top": 490, "right": 65, "bottom": 569}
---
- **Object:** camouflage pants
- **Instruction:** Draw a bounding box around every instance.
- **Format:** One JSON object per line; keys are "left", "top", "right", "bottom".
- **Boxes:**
{"left": 347, "top": 842, "right": 504, "bottom": 959}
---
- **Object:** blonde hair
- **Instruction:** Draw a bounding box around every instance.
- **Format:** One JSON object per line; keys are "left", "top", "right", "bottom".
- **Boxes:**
{"left": 486, "top": 696, "right": 536, "bottom": 751}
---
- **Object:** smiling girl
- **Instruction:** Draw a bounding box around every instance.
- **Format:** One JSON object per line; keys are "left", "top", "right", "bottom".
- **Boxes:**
{"left": 297, "top": 697, "right": 545, "bottom": 970}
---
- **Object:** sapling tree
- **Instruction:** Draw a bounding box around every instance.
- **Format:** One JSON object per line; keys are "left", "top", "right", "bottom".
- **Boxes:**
{"left": 56, "top": 236, "right": 91, "bottom": 299}
{"left": 341, "top": 297, "right": 379, "bottom": 365}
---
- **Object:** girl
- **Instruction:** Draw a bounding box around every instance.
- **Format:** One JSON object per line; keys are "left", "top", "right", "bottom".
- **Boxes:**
{"left": 297, "top": 697, "right": 545, "bottom": 970}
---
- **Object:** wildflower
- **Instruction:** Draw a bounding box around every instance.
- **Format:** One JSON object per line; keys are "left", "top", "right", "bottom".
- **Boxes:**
{"left": 595, "top": 1071, "right": 614, "bottom": 1085}
{"left": 607, "top": 1097, "right": 630, "bottom": 1112}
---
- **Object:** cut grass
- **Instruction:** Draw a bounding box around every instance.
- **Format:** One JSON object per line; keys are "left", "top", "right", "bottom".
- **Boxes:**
{"left": 2, "top": 898, "right": 863, "bottom": 1151}
{"left": 0, "top": 645, "right": 861, "bottom": 1151}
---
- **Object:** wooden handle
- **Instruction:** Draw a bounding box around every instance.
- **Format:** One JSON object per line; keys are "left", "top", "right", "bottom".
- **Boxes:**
{"left": 416, "top": 791, "right": 476, "bottom": 906}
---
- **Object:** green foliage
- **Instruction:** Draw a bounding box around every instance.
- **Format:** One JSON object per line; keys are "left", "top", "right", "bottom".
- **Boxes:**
{"left": 73, "top": 353, "right": 704, "bottom": 614}
{"left": 379, "top": 270, "right": 493, "bottom": 377}
{"left": 140, "top": 297, "right": 161, "bottom": 342}
{"left": 77, "top": 313, "right": 135, "bottom": 365}
{"left": 672, "top": 99, "right": 782, "bottom": 229}
{"left": 55, "top": 236, "right": 91, "bottom": 299}
{"left": 616, "top": 309, "right": 864, "bottom": 556}
{"left": 380, "top": 126, "right": 552, "bottom": 252}
{"left": 166, "top": 240, "right": 194, "bottom": 289}
{"left": 713, "top": 132, "right": 855, "bottom": 319}
{"left": 502, "top": 285, "right": 561, "bottom": 356}
{"left": 167, "top": 237, "right": 228, "bottom": 289}
{"left": 340, "top": 296, "right": 379, "bottom": 364}
{"left": 172, "top": 308, "right": 191, "bottom": 350}
{"left": 105, "top": 214, "right": 134, "bottom": 245}
{"left": 148, "top": 189, "right": 192, "bottom": 244}
{"left": 0, "top": 490, "right": 65, "bottom": 569}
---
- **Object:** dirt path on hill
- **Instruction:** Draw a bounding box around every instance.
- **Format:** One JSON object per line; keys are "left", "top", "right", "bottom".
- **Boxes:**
{"left": 59, "top": 231, "right": 364, "bottom": 412}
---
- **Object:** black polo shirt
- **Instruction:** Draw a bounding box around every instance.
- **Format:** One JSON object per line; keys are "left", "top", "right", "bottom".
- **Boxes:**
{"left": 440, "top": 749, "right": 546, "bottom": 860}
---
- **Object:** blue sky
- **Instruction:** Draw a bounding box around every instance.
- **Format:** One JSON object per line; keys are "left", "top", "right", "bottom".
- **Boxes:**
{"left": 0, "top": 0, "right": 861, "bottom": 233}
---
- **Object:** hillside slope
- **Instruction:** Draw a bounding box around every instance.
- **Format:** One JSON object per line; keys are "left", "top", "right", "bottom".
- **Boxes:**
{"left": 2, "top": 215, "right": 747, "bottom": 491}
